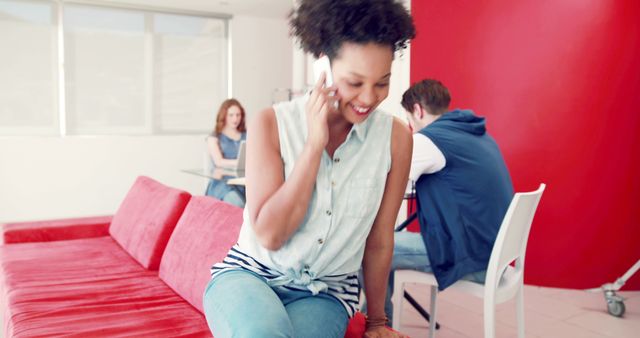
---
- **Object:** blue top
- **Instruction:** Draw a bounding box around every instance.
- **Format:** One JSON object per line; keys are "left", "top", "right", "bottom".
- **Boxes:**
{"left": 215, "top": 132, "right": 246, "bottom": 159}
{"left": 415, "top": 109, "right": 514, "bottom": 290}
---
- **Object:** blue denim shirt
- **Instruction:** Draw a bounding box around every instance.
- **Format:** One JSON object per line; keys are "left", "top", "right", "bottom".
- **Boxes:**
{"left": 216, "top": 132, "right": 246, "bottom": 159}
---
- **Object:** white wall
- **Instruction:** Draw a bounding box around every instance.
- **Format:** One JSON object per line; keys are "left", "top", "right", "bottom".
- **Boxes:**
{"left": 377, "top": 49, "right": 411, "bottom": 119}
{"left": 0, "top": 5, "right": 418, "bottom": 223}
{"left": 0, "top": 135, "right": 206, "bottom": 222}
{"left": 231, "top": 15, "right": 293, "bottom": 118}
{"left": 0, "top": 14, "right": 292, "bottom": 223}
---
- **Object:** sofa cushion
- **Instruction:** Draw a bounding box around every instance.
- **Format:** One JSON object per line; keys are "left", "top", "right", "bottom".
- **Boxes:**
{"left": 0, "top": 237, "right": 211, "bottom": 337}
{"left": 109, "top": 176, "right": 191, "bottom": 270}
{"left": 159, "top": 196, "right": 243, "bottom": 313}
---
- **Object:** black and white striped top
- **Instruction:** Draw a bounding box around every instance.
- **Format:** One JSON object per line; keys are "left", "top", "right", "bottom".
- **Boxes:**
{"left": 211, "top": 245, "right": 361, "bottom": 318}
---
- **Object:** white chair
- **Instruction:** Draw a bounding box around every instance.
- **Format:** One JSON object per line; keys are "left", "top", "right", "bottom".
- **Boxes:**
{"left": 392, "top": 184, "right": 546, "bottom": 338}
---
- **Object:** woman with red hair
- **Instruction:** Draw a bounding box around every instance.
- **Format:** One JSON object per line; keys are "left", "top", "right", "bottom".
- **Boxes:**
{"left": 205, "top": 98, "right": 247, "bottom": 207}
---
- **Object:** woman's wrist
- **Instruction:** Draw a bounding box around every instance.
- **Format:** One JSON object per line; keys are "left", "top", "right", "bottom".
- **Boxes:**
{"left": 303, "top": 141, "right": 325, "bottom": 157}
{"left": 365, "top": 314, "right": 389, "bottom": 330}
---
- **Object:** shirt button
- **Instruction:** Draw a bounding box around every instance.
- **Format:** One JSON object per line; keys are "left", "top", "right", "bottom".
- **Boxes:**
{"left": 317, "top": 238, "right": 324, "bottom": 244}
{"left": 334, "top": 157, "right": 340, "bottom": 163}
{"left": 304, "top": 264, "right": 310, "bottom": 270}
{"left": 326, "top": 210, "right": 332, "bottom": 216}
{"left": 331, "top": 181, "right": 336, "bottom": 187}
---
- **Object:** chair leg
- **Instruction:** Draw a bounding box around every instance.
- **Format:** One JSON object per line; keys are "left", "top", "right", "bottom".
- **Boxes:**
{"left": 483, "top": 297, "right": 496, "bottom": 338}
{"left": 516, "top": 284, "right": 525, "bottom": 338}
{"left": 429, "top": 285, "right": 438, "bottom": 338}
{"left": 392, "top": 273, "right": 404, "bottom": 330}
{"left": 404, "top": 291, "right": 440, "bottom": 329}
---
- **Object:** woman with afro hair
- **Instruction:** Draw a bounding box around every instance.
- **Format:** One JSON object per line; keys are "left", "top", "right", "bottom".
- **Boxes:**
{"left": 204, "top": 1, "right": 415, "bottom": 337}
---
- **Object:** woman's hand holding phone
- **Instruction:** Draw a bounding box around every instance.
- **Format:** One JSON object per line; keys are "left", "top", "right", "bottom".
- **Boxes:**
{"left": 306, "top": 71, "right": 339, "bottom": 152}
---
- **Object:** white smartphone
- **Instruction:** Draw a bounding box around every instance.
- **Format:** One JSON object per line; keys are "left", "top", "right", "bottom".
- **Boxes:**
{"left": 313, "top": 55, "right": 334, "bottom": 87}
{"left": 312, "top": 55, "right": 339, "bottom": 109}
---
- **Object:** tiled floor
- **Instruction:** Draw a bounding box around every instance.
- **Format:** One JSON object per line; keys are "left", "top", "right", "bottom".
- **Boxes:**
{"left": 397, "top": 283, "right": 640, "bottom": 337}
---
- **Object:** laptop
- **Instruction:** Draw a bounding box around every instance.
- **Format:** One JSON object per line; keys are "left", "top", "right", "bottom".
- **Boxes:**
{"left": 221, "top": 141, "right": 246, "bottom": 173}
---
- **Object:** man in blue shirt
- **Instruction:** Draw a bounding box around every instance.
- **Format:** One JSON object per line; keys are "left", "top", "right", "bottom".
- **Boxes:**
{"left": 385, "top": 79, "right": 514, "bottom": 320}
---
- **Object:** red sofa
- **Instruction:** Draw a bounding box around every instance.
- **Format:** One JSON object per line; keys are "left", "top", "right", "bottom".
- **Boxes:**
{"left": 0, "top": 176, "right": 369, "bottom": 337}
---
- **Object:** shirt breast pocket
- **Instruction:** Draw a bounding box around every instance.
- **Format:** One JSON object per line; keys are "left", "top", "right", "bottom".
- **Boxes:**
{"left": 345, "top": 177, "right": 383, "bottom": 219}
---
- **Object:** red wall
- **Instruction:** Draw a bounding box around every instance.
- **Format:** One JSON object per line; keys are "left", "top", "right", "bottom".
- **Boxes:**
{"left": 410, "top": 0, "right": 640, "bottom": 289}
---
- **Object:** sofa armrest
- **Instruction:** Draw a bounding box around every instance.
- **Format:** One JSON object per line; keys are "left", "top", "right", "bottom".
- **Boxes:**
{"left": 1, "top": 216, "right": 112, "bottom": 244}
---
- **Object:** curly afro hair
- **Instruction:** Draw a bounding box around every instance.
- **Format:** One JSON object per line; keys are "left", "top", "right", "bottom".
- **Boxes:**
{"left": 289, "top": 0, "right": 416, "bottom": 60}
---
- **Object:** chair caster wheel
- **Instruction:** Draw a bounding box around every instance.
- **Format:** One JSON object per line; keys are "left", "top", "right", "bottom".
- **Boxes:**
{"left": 605, "top": 291, "right": 625, "bottom": 317}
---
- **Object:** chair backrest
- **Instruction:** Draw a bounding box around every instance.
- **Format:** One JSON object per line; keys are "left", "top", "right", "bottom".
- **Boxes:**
{"left": 484, "top": 184, "right": 545, "bottom": 291}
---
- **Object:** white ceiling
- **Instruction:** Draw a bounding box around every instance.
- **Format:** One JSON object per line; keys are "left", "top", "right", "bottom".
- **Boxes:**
{"left": 102, "top": 0, "right": 294, "bottom": 19}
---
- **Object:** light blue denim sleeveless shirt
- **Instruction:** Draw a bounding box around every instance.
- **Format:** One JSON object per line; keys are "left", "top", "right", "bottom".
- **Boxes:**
{"left": 236, "top": 95, "right": 393, "bottom": 288}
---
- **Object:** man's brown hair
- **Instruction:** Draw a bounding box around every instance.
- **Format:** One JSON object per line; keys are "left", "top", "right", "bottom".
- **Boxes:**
{"left": 401, "top": 79, "right": 451, "bottom": 116}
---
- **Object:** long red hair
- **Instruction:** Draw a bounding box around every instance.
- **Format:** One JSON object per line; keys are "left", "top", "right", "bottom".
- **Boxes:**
{"left": 213, "top": 98, "right": 246, "bottom": 135}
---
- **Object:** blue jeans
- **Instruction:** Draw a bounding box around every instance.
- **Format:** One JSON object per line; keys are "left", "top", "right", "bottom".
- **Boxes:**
{"left": 203, "top": 270, "right": 349, "bottom": 338}
{"left": 384, "top": 232, "right": 486, "bottom": 321}
{"left": 205, "top": 178, "right": 245, "bottom": 208}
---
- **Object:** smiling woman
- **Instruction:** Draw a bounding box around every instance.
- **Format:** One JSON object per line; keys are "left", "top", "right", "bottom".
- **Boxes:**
{"left": 202, "top": 1, "right": 416, "bottom": 338}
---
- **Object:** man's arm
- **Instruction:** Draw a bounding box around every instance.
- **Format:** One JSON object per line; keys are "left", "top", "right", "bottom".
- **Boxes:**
{"left": 408, "top": 133, "right": 446, "bottom": 182}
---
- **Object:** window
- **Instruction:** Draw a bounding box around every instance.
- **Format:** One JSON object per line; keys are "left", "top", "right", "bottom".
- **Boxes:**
{"left": 154, "top": 13, "right": 227, "bottom": 133}
{"left": 0, "top": 1, "right": 229, "bottom": 136}
{"left": 64, "top": 4, "right": 147, "bottom": 134}
{"left": 0, "top": 0, "right": 58, "bottom": 135}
